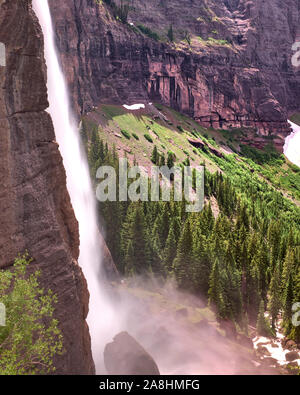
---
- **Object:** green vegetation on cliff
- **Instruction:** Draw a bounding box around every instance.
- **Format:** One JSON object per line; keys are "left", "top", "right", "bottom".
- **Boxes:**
{"left": 0, "top": 255, "right": 63, "bottom": 375}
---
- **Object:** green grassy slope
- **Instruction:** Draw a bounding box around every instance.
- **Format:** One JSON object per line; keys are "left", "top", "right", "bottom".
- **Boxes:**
{"left": 82, "top": 103, "right": 300, "bottom": 205}
{"left": 290, "top": 112, "right": 300, "bottom": 126}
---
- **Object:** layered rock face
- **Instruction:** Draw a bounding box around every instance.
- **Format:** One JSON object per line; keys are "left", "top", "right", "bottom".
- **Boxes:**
{"left": 0, "top": 0, "right": 94, "bottom": 374}
{"left": 48, "top": 0, "right": 300, "bottom": 151}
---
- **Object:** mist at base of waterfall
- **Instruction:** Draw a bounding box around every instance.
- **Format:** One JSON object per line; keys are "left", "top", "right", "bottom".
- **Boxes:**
{"left": 102, "top": 277, "right": 281, "bottom": 375}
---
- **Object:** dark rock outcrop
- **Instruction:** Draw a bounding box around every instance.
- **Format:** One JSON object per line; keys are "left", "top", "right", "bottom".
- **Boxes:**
{"left": 283, "top": 339, "right": 298, "bottom": 350}
{"left": 48, "top": 0, "right": 300, "bottom": 151}
{"left": 104, "top": 331, "right": 160, "bottom": 375}
{"left": 0, "top": 0, "right": 94, "bottom": 374}
{"left": 285, "top": 351, "right": 299, "bottom": 362}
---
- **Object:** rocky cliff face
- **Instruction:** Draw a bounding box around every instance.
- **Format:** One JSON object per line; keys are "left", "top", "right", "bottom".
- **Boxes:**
{"left": 48, "top": 0, "right": 300, "bottom": 151}
{"left": 0, "top": 0, "right": 94, "bottom": 374}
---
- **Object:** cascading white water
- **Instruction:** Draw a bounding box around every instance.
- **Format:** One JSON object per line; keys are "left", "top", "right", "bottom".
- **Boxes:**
{"left": 284, "top": 121, "right": 300, "bottom": 168}
{"left": 32, "top": 0, "right": 120, "bottom": 372}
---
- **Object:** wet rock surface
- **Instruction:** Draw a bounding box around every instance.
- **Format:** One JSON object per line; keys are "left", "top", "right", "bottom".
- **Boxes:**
{"left": 104, "top": 331, "right": 160, "bottom": 375}
{"left": 285, "top": 351, "right": 299, "bottom": 362}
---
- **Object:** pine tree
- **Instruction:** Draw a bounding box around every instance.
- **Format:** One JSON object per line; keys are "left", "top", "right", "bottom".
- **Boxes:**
{"left": 173, "top": 219, "right": 194, "bottom": 289}
{"left": 167, "top": 24, "right": 174, "bottom": 42}
{"left": 159, "top": 153, "right": 165, "bottom": 167}
{"left": 256, "top": 299, "right": 272, "bottom": 337}
{"left": 255, "top": 242, "right": 269, "bottom": 304}
{"left": 282, "top": 249, "right": 294, "bottom": 289}
{"left": 129, "top": 205, "right": 150, "bottom": 275}
{"left": 267, "top": 220, "right": 281, "bottom": 264}
{"left": 192, "top": 232, "right": 211, "bottom": 295}
{"left": 289, "top": 268, "right": 300, "bottom": 342}
{"left": 125, "top": 240, "right": 135, "bottom": 277}
{"left": 162, "top": 222, "right": 177, "bottom": 274}
{"left": 151, "top": 203, "right": 170, "bottom": 254}
{"left": 121, "top": 204, "right": 150, "bottom": 275}
{"left": 221, "top": 267, "right": 242, "bottom": 322}
{"left": 208, "top": 258, "right": 225, "bottom": 318}
{"left": 88, "top": 128, "right": 101, "bottom": 174}
{"left": 247, "top": 261, "right": 260, "bottom": 322}
{"left": 151, "top": 145, "right": 159, "bottom": 165}
{"left": 268, "top": 262, "right": 281, "bottom": 329}
{"left": 283, "top": 272, "right": 294, "bottom": 323}
{"left": 167, "top": 152, "right": 174, "bottom": 169}
{"left": 80, "top": 121, "right": 88, "bottom": 148}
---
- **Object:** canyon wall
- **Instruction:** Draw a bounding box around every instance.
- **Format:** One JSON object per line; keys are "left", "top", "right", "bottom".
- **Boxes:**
{"left": 48, "top": 0, "right": 300, "bottom": 151}
{"left": 0, "top": 0, "right": 94, "bottom": 374}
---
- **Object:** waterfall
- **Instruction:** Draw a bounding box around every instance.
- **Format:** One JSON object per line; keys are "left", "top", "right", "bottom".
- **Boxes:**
{"left": 32, "top": 0, "right": 119, "bottom": 372}
{"left": 284, "top": 121, "right": 300, "bottom": 168}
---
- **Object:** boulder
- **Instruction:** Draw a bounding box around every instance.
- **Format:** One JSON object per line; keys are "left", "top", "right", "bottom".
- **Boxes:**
{"left": 194, "top": 318, "right": 210, "bottom": 331}
{"left": 237, "top": 334, "right": 253, "bottom": 349}
{"left": 104, "top": 331, "right": 160, "bottom": 375}
{"left": 257, "top": 345, "right": 271, "bottom": 357}
{"left": 219, "top": 319, "right": 237, "bottom": 339}
{"left": 271, "top": 342, "right": 279, "bottom": 348}
{"left": 285, "top": 351, "right": 299, "bottom": 362}
{"left": 284, "top": 340, "right": 297, "bottom": 350}
{"left": 175, "top": 308, "right": 188, "bottom": 318}
{"left": 261, "top": 357, "right": 278, "bottom": 367}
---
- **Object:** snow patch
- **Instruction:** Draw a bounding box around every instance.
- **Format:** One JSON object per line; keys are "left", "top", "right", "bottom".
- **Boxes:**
{"left": 123, "top": 104, "right": 145, "bottom": 110}
{"left": 284, "top": 121, "right": 300, "bottom": 168}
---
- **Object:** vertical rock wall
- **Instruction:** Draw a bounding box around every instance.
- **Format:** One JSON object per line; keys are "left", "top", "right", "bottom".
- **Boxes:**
{"left": 0, "top": 0, "right": 94, "bottom": 374}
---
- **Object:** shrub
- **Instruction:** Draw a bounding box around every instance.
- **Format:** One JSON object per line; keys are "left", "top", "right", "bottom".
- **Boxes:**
{"left": 144, "top": 133, "right": 153, "bottom": 143}
{"left": 100, "top": 0, "right": 131, "bottom": 24}
{"left": 207, "top": 37, "right": 230, "bottom": 46}
{"left": 0, "top": 254, "right": 63, "bottom": 374}
{"left": 121, "top": 129, "right": 131, "bottom": 140}
{"left": 137, "top": 24, "right": 160, "bottom": 41}
{"left": 132, "top": 133, "right": 139, "bottom": 140}
{"left": 240, "top": 144, "right": 280, "bottom": 164}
